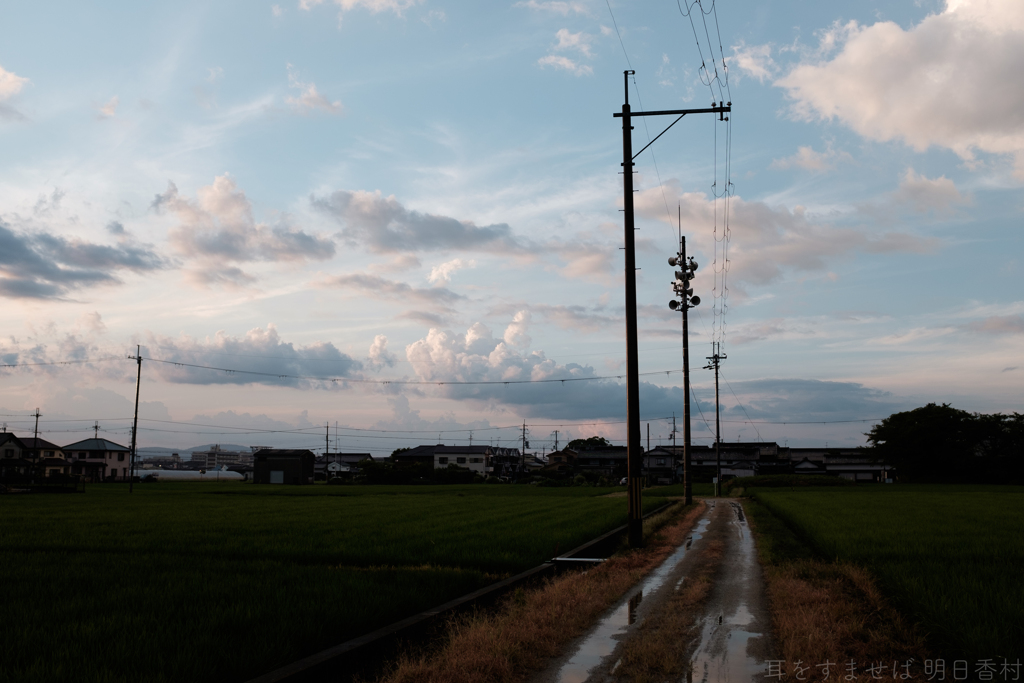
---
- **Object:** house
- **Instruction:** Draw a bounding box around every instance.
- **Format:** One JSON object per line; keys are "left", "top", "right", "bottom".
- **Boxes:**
{"left": 575, "top": 446, "right": 629, "bottom": 477}
{"left": 540, "top": 448, "right": 578, "bottom": 475}
{"left": 22, "top": 437, "right": 71, "bottom": 477}
{"left": 0, "top": 433, "right": 32, "bottom": 476}
{"left": 64, "top": 437, "right": 131, "bottom": 481}
{"left": 253, "top": 449, "right": 315, "bottom": 485}
{"left": 391, "top": 444, "right": 442, "bottom": 467}
{"left": 432, "top": 445, "right": 523, "bottom": 476}
{"left": 314, "top": 452, "right": 372, "bottom": 479}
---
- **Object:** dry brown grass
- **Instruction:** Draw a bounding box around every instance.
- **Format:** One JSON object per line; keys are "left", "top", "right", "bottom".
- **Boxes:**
{"left": 376, "top": 501, "right": 707, "bottom": 683}
{"left": 748, "top": 502, "right": 931, "bottom": 680}
{"left": 612, "top": 537, "right": 725, "bottom": 683}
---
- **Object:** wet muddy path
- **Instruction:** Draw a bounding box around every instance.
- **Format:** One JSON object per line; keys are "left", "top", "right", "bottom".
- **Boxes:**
{"left": 529, "top": 499, "right": 773, "bottom": 683}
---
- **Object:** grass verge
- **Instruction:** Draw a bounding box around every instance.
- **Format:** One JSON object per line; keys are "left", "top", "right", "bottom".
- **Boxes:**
{"left": 375, "top": 501, "right": 707, "bottom": 683}
{"left": 744, "top": 496, "right": 929, "bottom": 678}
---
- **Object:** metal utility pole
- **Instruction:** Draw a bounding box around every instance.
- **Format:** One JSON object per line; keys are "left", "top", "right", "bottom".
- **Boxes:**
{"left": 94, "top": 421, "right": 99, "bottom": 439}
{"left": 704, "top": 342, "right": 726, "bottom": 496}
{"left": 553, "top": 430, "right": 559, "bottom": 452}
{"left": 130, "top": 346, "right": 142, "bottom": 493}
{"left": 615, "top": 71, "right": 729, "bottom": 546}
{"left": 669, "top": 229, "right": 700, "bottom": 507}
{"left": 33, "top": 408, "right": 40, "bottom": 443}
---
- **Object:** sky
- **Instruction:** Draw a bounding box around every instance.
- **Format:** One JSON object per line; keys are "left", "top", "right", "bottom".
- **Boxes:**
{"left": 1, "top": 0, "right": 1021, "bottom": 455}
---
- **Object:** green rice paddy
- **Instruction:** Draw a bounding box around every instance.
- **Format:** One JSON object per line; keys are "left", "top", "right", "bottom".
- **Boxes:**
{"left": 750, "top": 484, "right": 1024, "bottom": 661}
{"left": 0, "top": 482, "right": 665, "bottom": 683}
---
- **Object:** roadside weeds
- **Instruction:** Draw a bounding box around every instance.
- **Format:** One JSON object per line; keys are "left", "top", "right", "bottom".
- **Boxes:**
{"left": 374, "top": 500, "right": 707, "bottom": 683}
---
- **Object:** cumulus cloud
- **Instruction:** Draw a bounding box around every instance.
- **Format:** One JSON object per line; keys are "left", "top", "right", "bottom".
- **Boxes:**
{"left": 312, "top": 189, "right": 528, "bottom": 254}
{"left": 144, "top": 324, "right": 361, "bottom": 388}
{"left": 503, "top": 310, "right": 532, "bottom": 347}
{"left": 403, "top": 320, "right": 690, "bottom": 419}
{"left": 634, "top": 182, "right": 939, "bottom": 290}
{"left": 154, "top": 175, "right": 335, "bottom": 284}
{"left": 0, "top": 65, "right": 28, "bottom": 121}
{"left": 428, "top": 257, "right": 475, "bottom": 284}
{"left": 775, "top": 0, "right": 1024, "bottom": 176}
{"left": 367, "top": 334, "right": 398, "bottom": 371}
{"left": 286, "top": 65, "right": 342, "bottom": 115}
{"left": 0, "top": 219, "right": 166, "bottom": 300}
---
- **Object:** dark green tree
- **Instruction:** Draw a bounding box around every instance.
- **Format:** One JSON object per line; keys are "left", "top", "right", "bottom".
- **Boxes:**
{"left": 566, "top": 436, "right": 612, "bottom": 451}
{"left": 867, "top": 403, "right": 1023, "bottom": 483}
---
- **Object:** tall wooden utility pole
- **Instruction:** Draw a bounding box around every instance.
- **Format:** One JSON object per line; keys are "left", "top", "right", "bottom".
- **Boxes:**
{"left": 615, "top": 71, "right": 729, "bottom": 546}
{"left": 130, "top": 345, "right": 142, "bottom": 493}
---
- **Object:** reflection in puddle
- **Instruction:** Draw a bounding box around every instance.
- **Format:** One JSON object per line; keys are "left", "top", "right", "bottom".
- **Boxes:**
{"left": 627, "top": 591, "right": 643, "bottom": 625}
{"left": 554, "top": 513, "right": 712, "bottom": 683}
{"left": 686, "top": 503, "right": 768, "bottom": 683}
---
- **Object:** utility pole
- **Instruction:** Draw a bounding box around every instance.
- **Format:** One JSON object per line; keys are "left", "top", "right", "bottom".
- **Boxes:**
{"left": 130, "top": 345, "right": 142, "bottom": 493}
{"left": 520, "top": 421, "right": 529, "bottom": 476}
{"left": 325, "top": 422, "right": 329, "bottom": 456}
{"left": 33, "top": 407, "right": 40, "bottom": 444}
{"left": 704, "top": 342, "right": 726, "bottom": 496}
{"left": 94, "top": 421, "right": 99, "bottom": 439}
{"left": 670, "top": 229, "right": 700, "bottom": 507}
{"left": 616, "top": 71, "right": 729, "bottom": 546}
{"left": 553, "top": 430, "right": 559, "bottom": 452}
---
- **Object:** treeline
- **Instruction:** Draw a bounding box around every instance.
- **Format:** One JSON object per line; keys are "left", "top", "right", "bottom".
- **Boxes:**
{"left": 867, "top": 403, "right": 1024, "bottom": 483}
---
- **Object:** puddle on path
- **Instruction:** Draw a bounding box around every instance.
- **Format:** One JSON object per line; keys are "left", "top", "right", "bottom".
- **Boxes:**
{"left": 685, "top": 502, "right": 769, "bottom": 683}
{"left": 553, "top": 513, "right": 713, "bottom": 683}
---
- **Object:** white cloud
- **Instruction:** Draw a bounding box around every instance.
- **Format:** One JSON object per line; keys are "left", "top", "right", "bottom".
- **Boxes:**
{"left": 153, "top": 175, "right": 335, "bottom": 284}
{"left": 770, "top": 142, "right": 852, "bottom": 171}
{"left": 207, "top": 66, "right": 224, "bottom": 83}
{"left": 538, "top": 28, "right": 595, "bottom": 76}
{"left": 503, "top": 310, "right": 532, "bottom": 347}
{"left": 730, "top": 41, "right": 776, "bottom": 83}
{"left": 775, "top": 0, "right": 1024, "bottom": 177}
{"left": 553, "top": 28, "right": 593, "bottom": 57}
{"left": 634, "top": 182, "right": 939, "bottom": 289}
{"left": 0, "top": 65, "right": 28, "bottom": 100}
{"left": 286, "top": 65, "right": 342, "bottom": 114}
{"left": 514, "top": 0, "right": 590, "bottom": 15}
{"left": 892, "top": 168, "right": 970, "bottom": 213}
{"left": 298, "top": 0, "right": 422, "bottom": 15}
{"left": 272, "top": 4, "right": 284, "bottom": 16}
{"left": 367, "top": 334, "right": 398, "bottom": 370}
{"left": 537, "top": 54, "right": 593, "bottom": 77}
{"left": 98, "top": 96, "right": 119, "bottom": 119}
{"left": 428, "top": 257, "right": 475, "bottom": 284}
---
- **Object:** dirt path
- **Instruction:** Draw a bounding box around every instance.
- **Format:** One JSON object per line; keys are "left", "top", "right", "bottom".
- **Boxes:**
{"left": 528, "top": 499, "right": 773, "bottom": 683}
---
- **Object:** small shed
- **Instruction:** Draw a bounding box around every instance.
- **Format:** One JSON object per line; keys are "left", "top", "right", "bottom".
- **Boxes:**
{"left": 253, "top": 449, "right": 315, "bottom": 485}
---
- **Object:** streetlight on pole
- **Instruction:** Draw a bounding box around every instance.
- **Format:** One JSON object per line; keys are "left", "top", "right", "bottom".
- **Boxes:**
{"left": 614, "top": 71, "right": 730, "bottom": 547}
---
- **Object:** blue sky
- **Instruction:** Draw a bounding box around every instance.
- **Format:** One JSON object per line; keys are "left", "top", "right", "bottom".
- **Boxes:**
{"left": 1, "top": 0, "right": 1021, "bottom": 454}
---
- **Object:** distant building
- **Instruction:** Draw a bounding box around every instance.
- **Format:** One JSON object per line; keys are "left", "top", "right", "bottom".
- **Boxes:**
{"left": 252, "top": 449, "right": 315, "bottom": 485}
{"left": 314, "top": 452, "right": 372, "bottom": 479}
{"left": 22, "top": 437, "right": 71, "bottom": 477}
{"left": 64, "top": 437, "right": 131, "bottom": 481}
{"left": 575, "top": 446, "right": 629, "bottom": 477}
{"left": 190, "top": 445, "right": 253, "bottom": 469}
